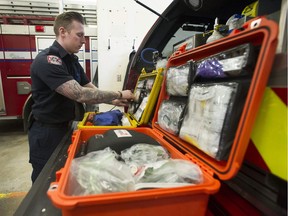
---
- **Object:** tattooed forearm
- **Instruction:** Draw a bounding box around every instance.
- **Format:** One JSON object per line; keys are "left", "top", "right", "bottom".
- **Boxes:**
{"left": 56, "top": 80, "right": 82, "bottom": 99}
{"left": 56, "top": 80, "right": 119, "bottom": 104}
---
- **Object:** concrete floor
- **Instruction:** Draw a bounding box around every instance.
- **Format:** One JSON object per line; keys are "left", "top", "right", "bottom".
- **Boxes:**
{"left": 0, "top": 120, "right": 32, "bottom": 216}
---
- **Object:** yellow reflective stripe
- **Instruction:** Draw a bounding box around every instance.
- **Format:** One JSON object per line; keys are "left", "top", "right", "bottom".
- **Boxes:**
{"left": 251, "top": 88, "right": 287, "bottom": 181}
{"left": 0, "top": 192, "right": 27, "bottom": 199}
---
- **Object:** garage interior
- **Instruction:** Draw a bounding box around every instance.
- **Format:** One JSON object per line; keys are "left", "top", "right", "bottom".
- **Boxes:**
{"left": 0, "top": 0, "right": 287, "bottom": 215}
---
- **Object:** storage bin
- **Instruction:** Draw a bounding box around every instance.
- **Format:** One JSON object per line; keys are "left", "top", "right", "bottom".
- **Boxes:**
{"left": 48, "top": 128, "right": 220, "bottom": 216}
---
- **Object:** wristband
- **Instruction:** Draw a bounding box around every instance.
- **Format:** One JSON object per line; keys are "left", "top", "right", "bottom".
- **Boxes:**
{"left": 118, "top": 91, "right": 122, "bottom": 99}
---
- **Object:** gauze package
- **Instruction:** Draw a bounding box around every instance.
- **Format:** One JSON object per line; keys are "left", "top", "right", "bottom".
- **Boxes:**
{"left": 179, "top": 82, "right": 238, "bottom": 160}
{"left": 166, "top": 63, "right": 192, "bottom": 96}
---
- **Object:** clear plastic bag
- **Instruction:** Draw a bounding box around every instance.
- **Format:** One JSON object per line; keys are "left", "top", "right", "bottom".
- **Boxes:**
{"left": 158, "top": 99, "right": 186, "bottom": 135}
{"left": 196, "top": 58, "right": 226, "bottom": 78}
{"left": 195, "top": 43, "right": 255, "bottom": 79}
{"left": 179, "top": 82, "right": 238, "bottom": 159}
{"left": 134, "top": 96, "right": 149, "bottom": 121}
{"left": 68, "top": 145, "right": 204, "bottom": 195}
{"left": 166, "top": 63, "right": 191, "bottom": 96}
{"left": 121, "top": 144, "right": 170, "bottom": 174}
{"left": 67, "top": 147, "right": 135, "bottom": 196}
{"left": 134, "top": 159, "right": 203, "bottom": 185}
{"left": 146, "top": 78, "right": 155, "bottom": 90}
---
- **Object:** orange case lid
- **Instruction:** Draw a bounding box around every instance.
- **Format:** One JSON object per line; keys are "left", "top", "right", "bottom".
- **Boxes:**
{"left": 152, "top": 17, "right": 279, "bottom": 180}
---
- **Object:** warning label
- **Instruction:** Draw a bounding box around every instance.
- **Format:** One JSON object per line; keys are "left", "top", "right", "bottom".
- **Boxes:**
{"left": 114, "top": 130, "right": 132, "bottom": 138}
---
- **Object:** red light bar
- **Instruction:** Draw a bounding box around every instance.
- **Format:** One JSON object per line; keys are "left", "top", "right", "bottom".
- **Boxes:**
{"left": 35, "top": 25, "right": 45, "bottom": 32}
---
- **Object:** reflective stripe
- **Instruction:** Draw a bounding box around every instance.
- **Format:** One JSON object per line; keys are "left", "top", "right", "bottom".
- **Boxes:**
{"left": 251, "top": 87, "right": 287, "bottom": 181}
{"left": 4, "top": 51, "right": 31, "bottom": 59}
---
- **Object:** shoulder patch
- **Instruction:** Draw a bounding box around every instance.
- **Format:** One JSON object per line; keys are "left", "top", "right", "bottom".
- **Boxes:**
{"left": 47, "top": 55, "right": 62, "bottom": 65}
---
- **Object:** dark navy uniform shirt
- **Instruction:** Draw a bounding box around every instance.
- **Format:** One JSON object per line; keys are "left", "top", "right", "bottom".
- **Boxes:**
{"left": 30, "top": 40, "right": 89, "bottom": 124}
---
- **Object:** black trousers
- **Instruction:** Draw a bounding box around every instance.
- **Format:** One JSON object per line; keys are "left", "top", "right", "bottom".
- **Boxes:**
{"left": 28, "top": 121, "right": 69, "bottom": 183}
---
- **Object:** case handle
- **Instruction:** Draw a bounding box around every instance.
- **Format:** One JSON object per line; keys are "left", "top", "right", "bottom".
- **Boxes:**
{"left": 230, "top": 17, "right": 262, "bottom": 36}
{"left": 47, "top": 181, "right": 78, "bottom": 207}
{"left": 48, "top": 183, "right": 59, "bottom": 192}
{"left": 55, "top": 168, "right": 63, "bottom": 182}
{"left": 172, "top": 44, "right": 187, "bottom": 56}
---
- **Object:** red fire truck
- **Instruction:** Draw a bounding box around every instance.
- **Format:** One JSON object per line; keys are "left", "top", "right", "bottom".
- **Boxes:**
{"left": 0, "top": 14, "right": 98, "bottom": 127}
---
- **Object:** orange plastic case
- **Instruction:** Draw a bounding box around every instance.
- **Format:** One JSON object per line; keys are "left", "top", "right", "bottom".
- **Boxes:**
{"left": 48, "top": 128, "right": 220, "bottom": 216}
{"left": 47, "top": 17, "right": 278, "bottom": 216}
{"left": 153, "top": 17, "right": 278, "bottom": 180}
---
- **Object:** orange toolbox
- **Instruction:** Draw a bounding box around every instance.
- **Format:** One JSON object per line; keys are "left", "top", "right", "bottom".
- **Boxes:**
{"left": 47, "top": 17, "right": 278, "bottom": 216}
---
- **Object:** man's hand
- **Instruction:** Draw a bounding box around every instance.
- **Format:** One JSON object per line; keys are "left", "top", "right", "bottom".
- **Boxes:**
{"left": 120, "top": 90, "right": 135, "bottom": 101}
{"left": 112, "top": 90, "right": 134, "bottom": 106}
{"left": 111, "top": 99, "right": 131, "bottom": 107}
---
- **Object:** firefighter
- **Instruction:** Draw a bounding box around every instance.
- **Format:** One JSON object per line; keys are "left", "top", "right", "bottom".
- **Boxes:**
{"left": 28, "top": 11, "right": 135, "bottom": 183}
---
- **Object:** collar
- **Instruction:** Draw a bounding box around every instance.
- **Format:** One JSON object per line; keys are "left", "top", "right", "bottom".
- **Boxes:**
{"left": 52, "top": 40, "right": 69, "bottom": 58}
{"left": 52, "top": 41, "right": 79, "bottom": 61}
